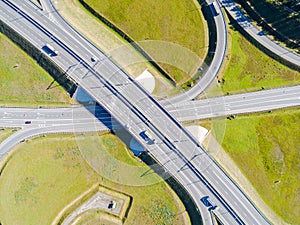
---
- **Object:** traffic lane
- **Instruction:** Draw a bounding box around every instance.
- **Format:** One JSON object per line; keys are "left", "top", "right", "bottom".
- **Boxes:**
{"left": 166, "top": 87, "right": 300, "bottom": 119}
{"left": 7, "top": 0, "right": 96, "bottom": 71}
{"left": 0, "top": 117, "right": 111, "bottom": 129}
{"left": 201, "top": 158, "right": 267, "bottom": 225}
{"left": 148, "top": 140, "right": 237, "bottom": 225}
{"left": 171, "top": 103, "right": 299, "bottom": 122}
{"left": 170, "top": 85, "right": 300, "bottom": 110}
{"left": 189, "top": 154, "right": 252, "bottom": 223}
{"left": 186, "top": 150, "right": 264, "bottom": 225}
{"left": 0, "top": 3, "right": 53, "bottom": 47}
{"left": 0, "top": 107, "right": 105, "bottom": 120}
{"left": 165, "top": 0, "right": 228, "bottom": 104}
{"left": 0, "top": 123, "right": 109, "bottom": 158}
{"left": 0, "top": 2, "right": 270, "bottom": 224}
{"left": 13, "top": 0, "right": 104, "bottom": 63}
{"left": 245, "top": 22, "right": 300, "bottom": 66}
{"left": 171, "top": 95, "right": 300, "bottom": 115}
{"left": 170, "top": 96, "right": 300, "bottom": 120}
{"left": 0, "top": 106, "right": 113, "bottom": 128}
{"left": 168, "top": 145, "right": 241, "bottom": 225}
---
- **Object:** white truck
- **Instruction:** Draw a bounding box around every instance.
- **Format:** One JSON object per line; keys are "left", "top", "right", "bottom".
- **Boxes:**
{"left": 140, "top": 130, "right": 155, "bottom": 143}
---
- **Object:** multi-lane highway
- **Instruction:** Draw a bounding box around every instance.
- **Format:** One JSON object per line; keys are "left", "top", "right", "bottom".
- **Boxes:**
{"left": 1, "top": 1, "right": 243, "bottom": 223}
{"left": 0, "top": 0, "right": 287, "bottom": 225}
{"left": 170, "top": 85, "right": 300, "bottom": 121}
{"left": 0, "top": 84, "right": 299, "bottom": 130}
{"left": 1, "top": 84, "right": 299, "bottom": 161}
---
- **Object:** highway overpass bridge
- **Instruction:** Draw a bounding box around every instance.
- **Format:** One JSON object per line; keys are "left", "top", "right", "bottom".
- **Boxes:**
{"left": 0, "top": 0, "right": 276, "bottom": 224}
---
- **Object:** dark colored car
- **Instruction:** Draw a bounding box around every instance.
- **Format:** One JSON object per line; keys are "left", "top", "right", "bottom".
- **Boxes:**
{"left": 201, "top": 196, "right": 218, "bottom": 210}
{"left": 25, "top": 121, "right": 32, "bottom": 124}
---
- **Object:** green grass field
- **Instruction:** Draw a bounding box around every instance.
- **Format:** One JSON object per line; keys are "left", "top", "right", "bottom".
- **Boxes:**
{"left": 83, "top": 0, "right": 207, "bottom": 83}
{"left": 0, "top": 133, "right": 188, "bottom": 225}
{"left": 0, "top": 33, "right": 74, "bottom": 107}
{"left": 219, "top": 108, "right": 300, "bottom": 224}
{"left": 219, "top": 25, "right": 300, "bottom": 94}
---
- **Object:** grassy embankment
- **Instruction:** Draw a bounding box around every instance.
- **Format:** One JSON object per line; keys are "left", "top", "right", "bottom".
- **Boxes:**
{"left": 217, "top": 25, "right": 300, "bottom": 95}
{"left": 82, "top": 0, "right": 207, "bottom": 84}
{"left": 0, "top": 33, "right": 75, "bottom": 107}
{"left": 218, "top": 108, "right": 300, "bottom": 224}
{"left": 0, "top": 133, "right": 189, "bottom": 225}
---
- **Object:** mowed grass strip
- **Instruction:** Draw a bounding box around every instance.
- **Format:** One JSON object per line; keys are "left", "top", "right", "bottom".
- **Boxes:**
{"left": 83, "top": 0, "right": 207, "bottom": 83}
{"left": 219, "top": 26, "right": 300, "bottom": 94}
{"left": 0, "top": 33, "right": 74, "bottom": 107}
{"left": 220, "top": 108, "right": 300, "bottom": 224}
{"left": 0, "top": 133, "right": 188, "bottom": 225}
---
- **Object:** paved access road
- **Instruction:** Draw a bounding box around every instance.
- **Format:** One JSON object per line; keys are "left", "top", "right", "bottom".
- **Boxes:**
{"left": 0, "top": 122, "right": 108, "bottom": 159}
{"left": 165, "top": 0, "right": 228, "bottom": 104}
{"left": 0, "top": 1, "right": 271, "bottom": 224}
{"left": 167, "top": 0, "right": 300, "bottom": 105}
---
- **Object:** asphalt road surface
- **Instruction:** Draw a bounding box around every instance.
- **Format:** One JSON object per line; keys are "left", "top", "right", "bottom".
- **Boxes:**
{"left": 0, "top": 1, "right": 276, "bottom": 224}
{"left": 221, "top": 0, "right": 300, "bottom": 68}
{"left": 165, "top": 0, "right": 228, "bottom": 104}
{"left": 169, "top": 85, "right": 300, "bottom": 121}
{"left": 0, "top": 85, "right": 299, "bottom": 128}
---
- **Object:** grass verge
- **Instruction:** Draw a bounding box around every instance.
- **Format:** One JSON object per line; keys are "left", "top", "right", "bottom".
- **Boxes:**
{"left": 0, "top": 133, "right": 189, "bottom": 225}
{"left": 218, "top": 108, "right": 300, "bottom": 224}
{"left": 0, "top": 128, "right": 19, "bottom": 143}
{"left": 218, "top": 24, "right": 300, "bottom": 95}
{"left": 0, "top": 33, "right": 75, "bottom": 107}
